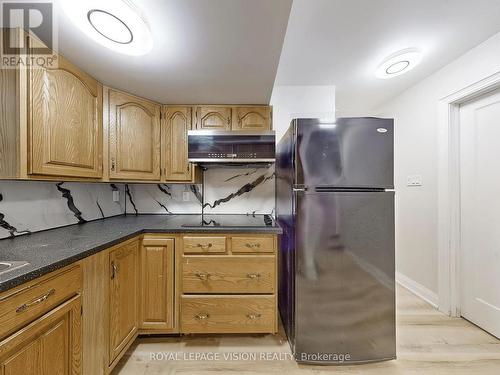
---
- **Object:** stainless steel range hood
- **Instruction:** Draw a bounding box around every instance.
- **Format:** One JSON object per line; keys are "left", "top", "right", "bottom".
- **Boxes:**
{"left": 188, "top": 130, "right": 275, "bottom": 166}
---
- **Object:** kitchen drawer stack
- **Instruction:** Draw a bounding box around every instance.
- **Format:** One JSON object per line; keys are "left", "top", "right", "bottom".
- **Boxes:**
{"left": 180, "top": 234, "right": 278, "bottom": 334}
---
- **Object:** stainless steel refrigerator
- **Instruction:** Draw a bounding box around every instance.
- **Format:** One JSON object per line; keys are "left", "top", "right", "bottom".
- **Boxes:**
{"left": 276, "top": 118, "right": 395, "bottom": 364}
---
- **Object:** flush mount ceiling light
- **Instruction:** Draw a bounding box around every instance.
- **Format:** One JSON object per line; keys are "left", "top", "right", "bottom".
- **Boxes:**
{"left": 375, "top": 49, "right": 422, "bottom": 79}
{"left": 60, "top": 0, "right": 153, "bottom": 56}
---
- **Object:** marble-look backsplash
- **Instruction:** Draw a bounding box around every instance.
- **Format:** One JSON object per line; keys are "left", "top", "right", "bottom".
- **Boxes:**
{"left": 203, "top": 166, "right": 275, "bottom": 215}
{"left": 123, "top": 184, "right": 202, "bottom": 215}
{"left": 0, "top": 181, "right": 125, "bottom": 239}
{"left": 124, "top": 166, "right": 275, "bottom": 215}
{"left": 0, "top": 166, "right": 275, "bottom": 240}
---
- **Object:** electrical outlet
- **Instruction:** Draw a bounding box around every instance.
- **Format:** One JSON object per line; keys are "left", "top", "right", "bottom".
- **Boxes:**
{"left": 112, "top": 190, "right": 120, "bottom": 202}
{"left": 407, "top": 175, "right": 423, "bottom": 187}
{"left": 182, "top": 192, "right": 190, "bottom": 201}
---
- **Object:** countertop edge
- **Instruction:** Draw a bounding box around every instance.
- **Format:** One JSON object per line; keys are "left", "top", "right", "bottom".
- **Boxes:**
{"left": 0, "top": 224, "right": 282, "bottom": 294}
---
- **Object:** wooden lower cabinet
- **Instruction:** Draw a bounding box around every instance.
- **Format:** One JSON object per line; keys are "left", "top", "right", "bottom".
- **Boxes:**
{"left": 181, "top": 295, "right": 275, "bottom": 334}
{"left": 180, "top": 233, "right": 278, "bottom": 335}
{"left": 0, "top": 233, "right": 277, "bottom": 375}
{"left": 140, "top": 237, "right": 175, "bottom": 332}
{"left": 182, "top": 235, "right": 227, "bottom": 254}
{"left": 0, "top": 293, "right": 82, "bottom": 375}
{"left": 80, "top": 251, "right": 108, "bottom": 375}
{"left": 182, "top": 255, "right": 275, "bottom": 294}
{"left": 0, "top": 266, "right": 82, "bottom": 339}
{"left": 108, "top": 240, "right": 139, "bottom": 366}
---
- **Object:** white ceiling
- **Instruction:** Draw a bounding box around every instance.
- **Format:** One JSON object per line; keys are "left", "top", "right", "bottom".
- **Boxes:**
{"left": 275, "top": 0, "right": 500, "bottom": 114}
{"left": 55, "top": 0, "right": 292, "bottom": 104}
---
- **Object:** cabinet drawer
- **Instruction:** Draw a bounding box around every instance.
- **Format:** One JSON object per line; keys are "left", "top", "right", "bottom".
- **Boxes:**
{"left": 181, "top": 295, "right": 275, "bottom": 333}
{"left": 231, "top": 237, "right": 275, "bottom": 254}
{"left": 0, "top": 266, "right": 82, "bottom": 339}
{"left": 183, "top": 236, "right": 226, "bottom": 254}
{"left": 182, "top": 256, "right": 275, "bottom": 294}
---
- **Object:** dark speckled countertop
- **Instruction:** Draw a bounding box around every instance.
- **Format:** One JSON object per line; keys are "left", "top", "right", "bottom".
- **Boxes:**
{"left": 0, "top": 214, "right": 281, "bottom": 293}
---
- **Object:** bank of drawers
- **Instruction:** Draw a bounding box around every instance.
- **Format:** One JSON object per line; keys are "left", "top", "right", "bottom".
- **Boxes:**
{"left": 180, "top": 234, "right": 277, "bottom": 334}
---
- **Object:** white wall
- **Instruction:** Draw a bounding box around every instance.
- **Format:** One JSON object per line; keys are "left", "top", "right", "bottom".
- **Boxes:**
{"left": 270, "top": 85, "right": 335, "bottom": 141}
{"left": 376, "top": 31, "right": 500, "bottom": 294}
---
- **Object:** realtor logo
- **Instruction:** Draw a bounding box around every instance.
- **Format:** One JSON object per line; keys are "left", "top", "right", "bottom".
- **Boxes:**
{"left": 1, "top": 1, "right": 58, "bottom": 68}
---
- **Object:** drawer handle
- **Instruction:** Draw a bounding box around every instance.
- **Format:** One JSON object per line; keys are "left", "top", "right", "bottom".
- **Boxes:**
{"left": 247, "top": 313, "right": 262, "bottom": 320}
{"left": 195, "top": 272, "right": 210, "bottom": 280}
{"left": 245, "top": 243, "right": 261, "bottom": 249}
{"left": 195, "top": 313, "right": 209, "bottom": 320}
{"left": 16, "top": 288, "right": 56, "bottom": 314}
{"left": 197, "top": 243, "right": 213, "bottom": 250}
{"left": 247, "top": 273, "right": 261, "bottom": 280}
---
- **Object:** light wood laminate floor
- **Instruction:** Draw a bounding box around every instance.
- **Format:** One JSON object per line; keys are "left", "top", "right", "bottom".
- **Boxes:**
{"left": 113, "top": 286, "right": 500, "bottom": 374}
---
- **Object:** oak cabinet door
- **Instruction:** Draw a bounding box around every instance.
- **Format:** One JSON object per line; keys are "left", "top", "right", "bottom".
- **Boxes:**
{"left": 163, "top": 106, "right": 193, "bottom": 181}
{"left": 108, "top": 89, "right": 161, "bottom": 180}
{"left": 195, "top": 106, "right": 231, "bottom": 130}
{"left": 109, "top": 241, "right": 139, "bottom": 364}
{"left": 140, "top": 237, "right": 175, "bottom": 331}
{"left": 29, "top": 52, "right": 103, "bottom": 178}
{"left": 0, "top": 296, "right": 82, "bottom": 375}
{"left": 232, "top": 106, "right": 272, "bottom": 131}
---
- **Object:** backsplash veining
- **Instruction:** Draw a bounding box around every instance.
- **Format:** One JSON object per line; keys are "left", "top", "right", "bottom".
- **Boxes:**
{"left": 0, "top": 181, "right": 125, "bottom": 240}
{"left": 203, "top": 166, "right": 275, "bottom": 215}
{"left": 124, "top": 184, "right": 202, "bottom": 215}
{"left": 124, "top": 166, "right": 275, "bottom": 215}
{"left": 0, "top": 166, "right": 275, "bottom": 240}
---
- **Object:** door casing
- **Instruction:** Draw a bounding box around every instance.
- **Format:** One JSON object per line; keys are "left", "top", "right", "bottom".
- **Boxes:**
{"left": 438, "top": 71, "right": 500, "bottom": 317}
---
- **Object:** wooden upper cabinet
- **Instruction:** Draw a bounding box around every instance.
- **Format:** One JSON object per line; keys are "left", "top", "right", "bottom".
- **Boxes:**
{"left": 195, "top": 106, "right": 231, "bottom": 130}
{"left": 109, "top": 241, "right": 139, "bottom": 364}
{"left": 140, "top": 237, "right": 175, "bottom": 332}
{"left": 107, "top": 88, "right": 161, "bottom": 180}
{"left": 163, "top": 106, "right": 193, "bottom": 181}
{"left": 233, "top": 106, "right": 272, "bottom": 131}
{"left": 29, "top": 43, "right": 103, "bottom": 178}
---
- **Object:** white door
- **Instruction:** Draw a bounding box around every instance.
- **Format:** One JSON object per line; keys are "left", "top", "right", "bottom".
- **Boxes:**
{"left": 460, "top": 88, "right": 500, "bottom": 338}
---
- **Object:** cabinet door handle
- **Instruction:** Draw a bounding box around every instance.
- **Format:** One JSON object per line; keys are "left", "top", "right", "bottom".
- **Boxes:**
{"left": 246, "top": 313, "right": 261, "bottom": 320}
{"left": 245, "top": 243, "right": 260, "bottom": 249}
{"left": 111, "top": 262, "right": 118, "bottom": 279}
{"left": 195, "top": 272, "right": 210, "bottom": 280}
{"left": 16, "top": 288, "right": 56, "bottom": 313}
{"left": 197, "top": 243, "right": 212, "bottom": 250}
{"left": 195, "top": 313, "right": 209, "bottom": 320}
{"left": 111, "top": 157, "right": 116, "bottom": 171}
{"left": 247, "top": 273, "right": 261, "bottom": 280}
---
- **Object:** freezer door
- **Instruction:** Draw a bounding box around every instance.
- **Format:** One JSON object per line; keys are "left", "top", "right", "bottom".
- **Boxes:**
{"left": 295, "top": 118, "right": 394, "bottom": 189}
{"left": 294, "top": 190, "right": 395, "bottom": 364}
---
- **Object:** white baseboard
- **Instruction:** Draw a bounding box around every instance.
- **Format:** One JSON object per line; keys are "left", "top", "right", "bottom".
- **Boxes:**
{"left": 396, "top": 271, "right": 439, "bottom": 308}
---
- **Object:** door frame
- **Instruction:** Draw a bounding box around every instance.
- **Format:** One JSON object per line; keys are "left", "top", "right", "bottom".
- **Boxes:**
{"left": 438, "top": 71, "right": 500, "bottom": 317}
